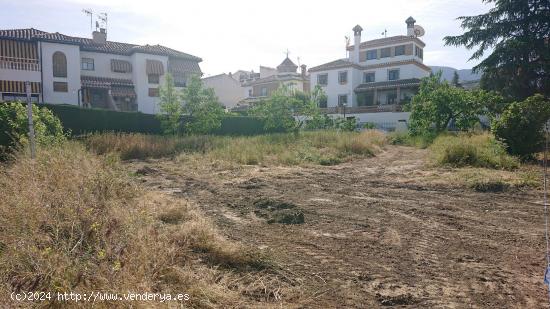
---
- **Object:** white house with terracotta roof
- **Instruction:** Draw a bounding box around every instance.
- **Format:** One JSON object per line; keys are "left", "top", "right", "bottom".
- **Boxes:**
{"left": 0, "top": 27, "right": 202, "bottom": 114}
{"left": 240, "top": 57, "right": 309, "bottom": 104}
{"left": 309, "top": 17, "right": 431, "bottom": 129}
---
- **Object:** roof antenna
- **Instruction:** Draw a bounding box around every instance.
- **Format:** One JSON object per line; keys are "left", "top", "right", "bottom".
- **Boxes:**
{"left": 82, "top": 9, "right": 94, "bottom": 31}
{"left": 381, "top": 29, "right": 388, "bottom": 38}
{"left": 97, "top": 12, "right": 108, "bottom": 32}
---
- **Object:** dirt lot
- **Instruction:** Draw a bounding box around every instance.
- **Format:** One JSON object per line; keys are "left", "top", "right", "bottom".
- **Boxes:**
{"left": 126, "top": 146, "right": 548, "bottom": 308}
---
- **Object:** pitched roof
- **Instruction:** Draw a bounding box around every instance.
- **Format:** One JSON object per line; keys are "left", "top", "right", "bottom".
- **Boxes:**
{"left": 278, "top": 57, "right": 297, "bottom": 68}
{"left": 0, "top": 28, "right": 201, "bottom": 61}
{"left": 308, "top": 59, "right": 359, "bottom": 72}
{"left": 241, "top": 72, "right": 306, "bottom": 86}
{"left": 347, "top": 35, "right": 426, "bottom": 50}
{"left": 0, "top": 28, "right": 47, "bottom": 41}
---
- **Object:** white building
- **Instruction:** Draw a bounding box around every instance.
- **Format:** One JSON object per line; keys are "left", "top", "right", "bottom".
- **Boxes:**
{"left": 202, "top": 73, "right": 244, "bottom": 109}
{"left": 0, "top": 28, "right": 202, "bottom": 114}
{"left": 309, "top": 17, "right": 431, "bottom": 129}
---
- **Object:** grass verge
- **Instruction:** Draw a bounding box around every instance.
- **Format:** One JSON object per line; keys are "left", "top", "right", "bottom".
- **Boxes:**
{"left": 0, "top": 143, "right": 283, "bottom": 307}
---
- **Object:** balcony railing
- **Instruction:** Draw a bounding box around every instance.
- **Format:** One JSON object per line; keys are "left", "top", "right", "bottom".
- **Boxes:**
{"left": 320, "top": 104, "right": 403, "bottom": 114}
{"left": 0, "top": 56, "right": 40, "bottom": 71}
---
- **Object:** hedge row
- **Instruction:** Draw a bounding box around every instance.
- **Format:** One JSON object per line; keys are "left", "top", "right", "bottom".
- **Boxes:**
{"left": 40, "top": 103, "right": 274, "bottom": 136}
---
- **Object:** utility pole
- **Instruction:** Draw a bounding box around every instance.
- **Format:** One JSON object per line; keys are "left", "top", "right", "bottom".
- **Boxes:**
{"left": 25, "top": 81, "right": 36, "bottom": 159}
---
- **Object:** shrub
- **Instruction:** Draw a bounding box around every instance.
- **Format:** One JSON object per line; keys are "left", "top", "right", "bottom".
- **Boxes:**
{"left": 430, "top": 133, "right": 519, "bottom": 169}
{"left": 491, "top": 94, "right": 550, "bottom": 158}
{"left": 387, "top": 131, "right": 437, "bottom": 148}
{"left": 0, "top": 102, "right": 65, "bottom": 158}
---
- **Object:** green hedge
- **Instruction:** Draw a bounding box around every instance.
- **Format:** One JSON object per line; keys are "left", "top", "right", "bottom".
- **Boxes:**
{"left": 38, "top": 103, "right": 274, "bottom": 136}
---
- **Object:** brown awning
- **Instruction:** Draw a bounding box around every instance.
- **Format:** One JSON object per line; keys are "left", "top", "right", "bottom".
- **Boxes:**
{"left": 110, "top": 59, "right": 132, "bottom": 73}
{"left": 0, "top": 80, "right": 40, "bottom": 93}
{"left": 111, "top": 86, "right": 136, "bottom": 98}
{"left": 146, "top": 59, "right": 164, "bottom": 75}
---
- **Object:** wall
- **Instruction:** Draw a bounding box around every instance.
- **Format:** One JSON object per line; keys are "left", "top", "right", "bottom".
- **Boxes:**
{"left": 331, "top": 111, "right": 411, "bottom": 130}
{"left": 41, "top": 41, "right": 80, "bottom": 105}
{"left": 131, "top": 52, "right": 168, "bottom": 114}
{"left": 310, "top": 68, "right": 357, "bottom": 108}
{"left": 202, "top": 73, "right": 244, "bottom": 109}
{"left": 79, "top": 51, "right": 133, "bottom": 80}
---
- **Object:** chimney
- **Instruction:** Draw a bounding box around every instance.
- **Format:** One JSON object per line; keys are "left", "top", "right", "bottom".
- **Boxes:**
{"left": 92, "top": 28, "right": 107, "bottom": 44}
{"left": 406, "top": 17, "right": 416, "bottom": 36}
{"left": 300, "top": 64, "right": 307, "bottom": 78}
{"left": 352, "top": 25, "right": 363, "bottom": 64}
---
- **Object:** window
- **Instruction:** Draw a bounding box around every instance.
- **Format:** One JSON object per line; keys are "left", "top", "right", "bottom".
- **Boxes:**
{"left": 53, "top": 81, "right": 68, "bottom": 92}
{"left": 173, "top": 73, "right": 187, "bottom": 87}
{"left": 148, "top": 74, "right": 160, "bottom": 84}
{"left": 148, "top": 88, "right": 159, "bottom": 97}
{"left": 81, "top": 58, "right": 94, "bottom": 70}
{"left": 366, "top": 50, "right": 377, "bottom": 60}
{"left": 415, "top": 46, "right": 423, "bottom": 59}
{"left": 338, "top": 94, "right": 348, "bottom": 106}
{"left": 364, "top": 72, "right": 375, "bottom": 83}
{"left": 338, "top": 71, "right": 348, "bottom": 84}
{"left": 388, "top": 69, "right": 400, "bottom": 81}
{"left": 52, "top": 51, "right": 67, "bottom": 77}
{"left": 261, "top": 87, "right": 267, "bottom": 96}
{"left": 318, "top": 96, "right": 327, "bottom": 108}
{"left": 395, "top": 45, "right": 405, "bottom": 56}
{"left": 380, "top": 47, "right": 391, "bottom": 58}
{"left": 317, "top": 73, "right": 328, "bottom": 86}
{"left": 248, "top": 89, "right": 253, "bottom": 97}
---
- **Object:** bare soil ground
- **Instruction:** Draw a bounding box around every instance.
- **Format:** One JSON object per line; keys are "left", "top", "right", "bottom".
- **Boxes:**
{"left": 125, "top": 146, "right": 548, "bottom": 308}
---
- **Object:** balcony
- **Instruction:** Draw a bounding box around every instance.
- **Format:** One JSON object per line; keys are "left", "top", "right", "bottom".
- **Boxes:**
{"left": 0, "top": 56, "right": 40, "bottom": 71}
{"left": 320, "top": 104, "right": 403, "bottom": 114}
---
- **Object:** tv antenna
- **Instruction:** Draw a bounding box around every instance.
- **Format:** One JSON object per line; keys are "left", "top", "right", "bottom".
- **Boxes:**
{"left": 97, "top": 12, "right": 108, "bottom": 31}
{"left": 381, "top": 29, "right": 387, "bottom": 38}
{"left": 82, "top": 9, "right": 94, "bottom": 31}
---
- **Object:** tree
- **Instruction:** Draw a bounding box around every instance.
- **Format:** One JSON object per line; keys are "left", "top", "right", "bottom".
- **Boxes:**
{"left": 451, "top": 71, "right": 461, "bottom": 87}
{"left": 251, "top": 85, "right": 323, "bottom": 133}
{"left": 182, "top": 75, "right": 225, "bottom": 135}
{"left": 157, "top": 73, "right": 184, "bottom": 135}
{"left": 444, "top": 0, "right": 550, "bottom": 100}
{"left": 407, "top": 72, "right": 502, "bottom": 135}
{"left": 0, "top": 102, "right": 66, "bottom": 158}
{"left": 492, "top": 94, "right": 550, "bottom": 158}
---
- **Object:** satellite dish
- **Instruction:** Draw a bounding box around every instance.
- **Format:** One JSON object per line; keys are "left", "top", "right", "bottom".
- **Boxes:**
{"left": 413, "top": 25, "right": 425, "bottom": 37}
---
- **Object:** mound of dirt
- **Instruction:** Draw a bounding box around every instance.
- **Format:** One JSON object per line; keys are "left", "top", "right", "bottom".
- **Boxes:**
{"left": 253, "top": 198, "right": 305, "bottom": 224}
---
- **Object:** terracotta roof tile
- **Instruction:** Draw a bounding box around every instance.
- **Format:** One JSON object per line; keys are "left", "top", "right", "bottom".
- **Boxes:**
{"left": 0, "top": 28, "right": 201, "bottom": 61}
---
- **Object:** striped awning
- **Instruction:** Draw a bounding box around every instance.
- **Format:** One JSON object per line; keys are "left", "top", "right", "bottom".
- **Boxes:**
{"left": 168, "top": 58, "right": 201, "bottom": 74}
{"left": 146, "top": 59, "right": 164, "bottom": 75}
{"left": 0, "top": 39, "right": 38, "bottom": 61}
{"left": 110, "top": 59, "right": 132, "bottom": 73}
{"left": 0, "top": 80, "right": 40, "bottom": 94}
{"left": 111, "top": 86, "right": 136, "bottom": 98}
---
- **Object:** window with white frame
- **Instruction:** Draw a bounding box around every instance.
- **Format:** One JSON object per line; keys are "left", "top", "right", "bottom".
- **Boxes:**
{"left": 395, "top": 45, "right": 405, "bottom": 56}
{"left": 338, "top": 71, "right": 348, "bottom": 84}
{"left": 366, "top": 50, "right": 377, "bottom": 60}
{"left": 380, "top": 47, "right": 391, "bottom": 58}
{"left": 388, "top": 69, "right": 400, "bottom": 81}
{"left": 415, "top": 46, "right": 423, "bottom": 59}
{"left": 364, "top": 72, "right": 375, "bottom": 83}
{"left": 261, "top": 87, "right": 267, "bottom": 96}
{"left": 81, "top": 58, "right": 94, "bottom": 70}
{"left": 317, "top": 73, "right": 328, "bottom": 86}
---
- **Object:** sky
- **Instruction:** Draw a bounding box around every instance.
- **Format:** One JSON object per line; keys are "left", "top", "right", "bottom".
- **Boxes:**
{"left": 0, "top": 0, "right": 493, "bottom": 76}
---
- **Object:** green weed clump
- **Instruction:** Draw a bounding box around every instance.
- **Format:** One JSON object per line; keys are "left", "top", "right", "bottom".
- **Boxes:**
{"left": 85, "top": 130, "right": 388, "bottom": 166}
{"left": 430, "top": 133, "right": 519, "bottom": 170}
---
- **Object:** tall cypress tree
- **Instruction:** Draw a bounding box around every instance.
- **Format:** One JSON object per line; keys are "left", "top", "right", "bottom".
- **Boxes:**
{"left": 444, "top": 0, "right": 550, "bottom": 100}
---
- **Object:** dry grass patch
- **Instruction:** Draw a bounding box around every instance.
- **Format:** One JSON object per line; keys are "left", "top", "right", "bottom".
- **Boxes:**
{"left": 84, "top": 130, "right": 387, "bottom": 167}
{"left": 0, "top": 143, "right": 289, "bottom": 308}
